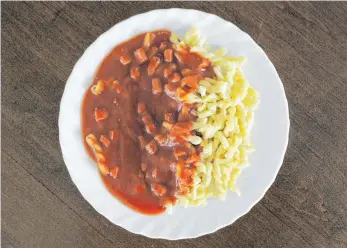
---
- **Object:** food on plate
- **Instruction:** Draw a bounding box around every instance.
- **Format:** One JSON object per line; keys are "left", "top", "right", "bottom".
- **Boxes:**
{"left": 82, "top": 28, "right": 259, "bottom": 215}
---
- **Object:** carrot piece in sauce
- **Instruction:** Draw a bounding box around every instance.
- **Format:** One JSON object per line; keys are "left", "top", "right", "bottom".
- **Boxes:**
{"left": 143, "top": 32, "right": 156, "bottom": 50}
{"left": 181, "top": 68, "right": 192, "bottom": 76}
{"left": 120, "top": 55, "right": 131, "bottom": 65}
{"left": 145, "top": 140, "right": 158, "bottom": 154}
{"left": 141, "top": 163, "right": 147, "bottom": 171}
{"left": 130, "top": 67, "right": 141, "bottom": 80}
{"left": 163, "top": 64, "right": 176, "bottom": 78}
{"left": 145, "top": 124, "right": 156, "bottom": 134}
{"left": 168, "top": 72, "right": 181, "bottom": 83}
{"left": 152, "top": 78, "right": 162, "bottom": 95}
{"left": 134, "top": 48, "right": 148, "bottom": 64}
{"left": 100, "top": 135, "right": 110, "bottom": 147}
{"left": 164, "top": 49, "right": 173, "bottom": 62}
{"left": 151, "top": 183, "right": 167, "bottom": 196}
{"left": 109, "top": 130, "right": 119, "bottom": 140}
{"left": 164, "top": 83, "right": 179, "bottom": 98}
{"left": 110, "top": 167, "right": 119, "bottom": 178}
{"left": 137, "top": 103, "right": 146, "bottom": 114}
{"left": 95, "top": 108, "right": 108, "bottom": 122}
{"left": 142, "top": 114, "right": 153, "bottom": 125}
{"left": 181, "top": 75, "right": 199, "bottom": 90}
{"left": 148, "top": 56, "right": 161, "bottom": 76}
{"left": 154, "top": 134, "right": 168, "bottom": 146}
{"left": 171, "top": 121, "right": 193, "bottom": 134}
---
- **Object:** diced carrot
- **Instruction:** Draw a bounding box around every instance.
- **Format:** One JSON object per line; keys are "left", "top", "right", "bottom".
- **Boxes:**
{"left": 164, "top": 49, "right": 173, "bottom": 62}
{"left": 164, "top": 112, "right": 176, "bottom": 124}
{"left": 164, "top": 83, "right": 178, "bottom": 98}
{"left": 151, "top": 183, "right": 167, "bottom": 196}
{"left": 145, "top": 140, "right": 158, "bottom": 154}
{"left": 134, "top": 48, "right": 148, "bottom": 64}
{"left": 100, "top": 135, "right": 110, "bottom": 148}
{"left": 138, "top": 136, "right": 146, "bottom": 149}
{"left": 152, "top": 78, "right": 162, "bottom": 95}
{"left": 181, "top": 75, "right": 199, "bottom": 89}
{"left": 171, "top": 121, "right": 193, "bottom": 134}
{"left": 120, "top": 55, "right": 131, "bottom": 65}
{"left": 148, "top": 46, "right": 158, "bottom": 59}
{"left": 109, "top": 130, "right": 119, "bottom": 140}
{"left": 168, "top": 72, "right": 181, "bottom": 83}
{"left": 163, "top": 64, "right": 176, "bottom": 78}
{"left": 110, "top": 167, "right": 119, "bottom": 178}
{"left": 154, "top": 134, "right": 168, "bottom": 146}
{"left": 173, "top": 147, "right": 187, "bottom": 160}
{"left": 145, "top": 124, "right": 156, "bottom": 134}
{"left": 181, "top": 68, "right": 192, "bottom": 76}
{"left": 143, "top": 33, "right": 156, "bottom": 50}
{"left": 142, "top": 114, "right": 153, "bottom": 125}
{"left": 130, "top": 67, "right": 140, "bottom": 80}
{"left": 95, "top": 108, "right": 108, "bottom": 122}
{"left": 137, "top": 103, "right": 146, "bottom": 114}
{"left": 91, "top": 80, "right": 105, "bottom": 95}
{"left": 141, "top": 163, "right": 147, "bottom": 171}
{"left": 148, "top": 56, "right": 161, "bottom": 76}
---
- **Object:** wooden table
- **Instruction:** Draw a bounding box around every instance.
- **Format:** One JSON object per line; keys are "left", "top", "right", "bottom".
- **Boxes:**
{"left": 2, "top": 2, "right": 347, "bottom": 248}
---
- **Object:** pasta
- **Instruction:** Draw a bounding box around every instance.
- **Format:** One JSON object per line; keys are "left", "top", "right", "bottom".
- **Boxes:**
{"left": 85, "top": 133, "right": 110, "bottom": 176}
{"left": 171, "top": 28, "right": 260, "bottom": 207}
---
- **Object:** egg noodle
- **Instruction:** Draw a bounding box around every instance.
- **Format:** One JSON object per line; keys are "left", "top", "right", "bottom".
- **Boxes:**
{"left": 170, "top": 28, "right": 259, "bottom": 207}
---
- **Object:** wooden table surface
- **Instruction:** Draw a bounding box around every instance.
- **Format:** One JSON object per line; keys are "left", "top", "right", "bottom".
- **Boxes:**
{"left": 2, "top": 2, "right": 347, "bottom": 248}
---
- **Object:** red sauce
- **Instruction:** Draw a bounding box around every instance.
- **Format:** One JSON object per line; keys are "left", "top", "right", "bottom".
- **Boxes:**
{"left": 82, "top": 30, "right": 214, "bottom": 215}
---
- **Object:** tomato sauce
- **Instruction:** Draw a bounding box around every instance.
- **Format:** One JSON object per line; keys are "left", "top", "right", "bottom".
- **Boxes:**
{"left": 82, "top": 30, "right": 214, "bottom": 215}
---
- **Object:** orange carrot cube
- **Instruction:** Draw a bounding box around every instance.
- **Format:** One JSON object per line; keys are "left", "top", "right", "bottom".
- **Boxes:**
{"left": 95, "top": 108, "right": 108, "bottom": 122}
{"left": 134, "top": 48, "right": 148, "bottom": 64}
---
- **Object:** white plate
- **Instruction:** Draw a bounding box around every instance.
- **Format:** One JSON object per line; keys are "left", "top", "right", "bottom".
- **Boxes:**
{"left": 59, "top": 8, "right": 289, "bottom": 240}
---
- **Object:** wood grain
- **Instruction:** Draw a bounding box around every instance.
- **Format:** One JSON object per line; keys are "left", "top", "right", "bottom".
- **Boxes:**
{"left": 2, "top": 2, "right": 347, "bottom": 248}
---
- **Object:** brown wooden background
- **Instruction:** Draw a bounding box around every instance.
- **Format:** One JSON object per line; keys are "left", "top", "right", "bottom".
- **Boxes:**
{"left": 2, "top": 2, "right": 347, "bottom": 248}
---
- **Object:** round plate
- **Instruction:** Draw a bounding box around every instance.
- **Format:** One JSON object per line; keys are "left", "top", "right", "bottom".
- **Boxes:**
{"left": 59, "top": 8, "right": 289, "bottom": 240}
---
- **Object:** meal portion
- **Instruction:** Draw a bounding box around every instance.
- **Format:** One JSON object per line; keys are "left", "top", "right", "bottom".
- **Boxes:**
{"left": 82, "top": 28, "right": 259, "bottom": 214}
